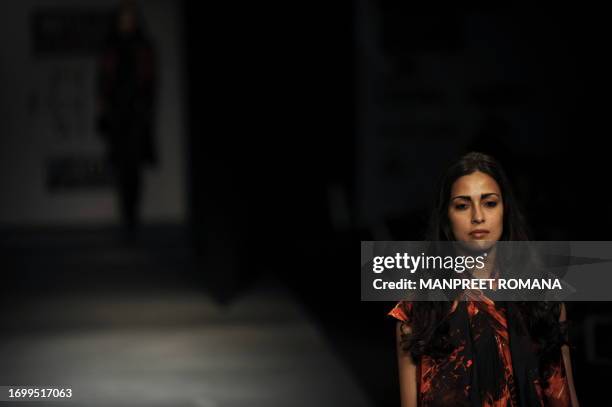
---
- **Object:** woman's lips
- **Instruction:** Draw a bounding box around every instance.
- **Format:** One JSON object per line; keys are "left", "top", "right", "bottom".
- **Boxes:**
{"left": 470, "top": 230, "right": 490, "bottom": 238}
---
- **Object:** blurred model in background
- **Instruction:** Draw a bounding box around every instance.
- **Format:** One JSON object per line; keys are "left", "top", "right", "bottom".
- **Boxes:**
{"left": 96, "top": 0, "right": 158, "bottom": 239}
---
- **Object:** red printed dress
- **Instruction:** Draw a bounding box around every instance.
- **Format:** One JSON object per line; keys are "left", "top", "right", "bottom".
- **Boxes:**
{"left": 388, "top": 291, "right": 571, "bottom": 407}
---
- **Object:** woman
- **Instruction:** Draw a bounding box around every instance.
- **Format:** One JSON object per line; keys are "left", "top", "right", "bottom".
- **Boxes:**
{"left": 388, "top": 152, "right": 579, "bottom": 407}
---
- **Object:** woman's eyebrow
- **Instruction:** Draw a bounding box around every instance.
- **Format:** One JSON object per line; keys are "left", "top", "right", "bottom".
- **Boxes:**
{"left": 451, "top": 193, "right": 500, "bottom": 201}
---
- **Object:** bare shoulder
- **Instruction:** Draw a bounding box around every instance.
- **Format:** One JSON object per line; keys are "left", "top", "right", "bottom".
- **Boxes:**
{"left": 559, "top": 302, "right": 567, "bottom": 322}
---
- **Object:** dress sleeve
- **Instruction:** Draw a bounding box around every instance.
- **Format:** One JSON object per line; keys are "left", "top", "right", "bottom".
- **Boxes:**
{"left": 387, "top": 301, "right": 413, "bottom": 324}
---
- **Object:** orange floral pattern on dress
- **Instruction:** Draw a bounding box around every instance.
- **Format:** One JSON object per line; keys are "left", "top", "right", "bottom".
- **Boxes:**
{"left": 389, "top": 293, "right": 571, "bottom": 407}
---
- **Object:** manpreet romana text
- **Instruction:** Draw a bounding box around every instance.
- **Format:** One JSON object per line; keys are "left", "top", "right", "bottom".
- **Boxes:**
{"left": 373, "top": 278, "right": 562, "bottom": 290}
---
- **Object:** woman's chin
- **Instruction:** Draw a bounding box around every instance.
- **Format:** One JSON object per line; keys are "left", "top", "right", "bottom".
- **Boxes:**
{"left": 458, "top": 239, "right": 497, "bottom": 253}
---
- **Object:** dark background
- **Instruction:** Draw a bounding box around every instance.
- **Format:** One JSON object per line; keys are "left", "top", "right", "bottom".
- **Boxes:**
{"left": 1, "top": 1, "right": 611, "bottom": 405}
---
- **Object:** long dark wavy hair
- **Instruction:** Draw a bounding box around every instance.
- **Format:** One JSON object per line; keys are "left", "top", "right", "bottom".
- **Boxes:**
{"left": 398, "top": 151, "right": 568, "bottom": 387}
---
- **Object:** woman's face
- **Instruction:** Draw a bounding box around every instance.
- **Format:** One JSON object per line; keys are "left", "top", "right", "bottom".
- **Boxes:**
{"left": 448, "top": 171, "right": 504, "bottom": 250}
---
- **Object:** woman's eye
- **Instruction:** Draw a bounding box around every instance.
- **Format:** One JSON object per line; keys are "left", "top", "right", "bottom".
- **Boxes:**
{"left": 485, "top": 201, "right": 498, "bottom": 207}
{"left": 455, "top": 204, "right": 468, "bottom": 210}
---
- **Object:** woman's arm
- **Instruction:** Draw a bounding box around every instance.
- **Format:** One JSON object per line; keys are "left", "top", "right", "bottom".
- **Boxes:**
{"left": 396, "top": 321, "right": 418, "bottom": 407}
{"left": 560, "top": 303, "right": 580, "bottom": 407}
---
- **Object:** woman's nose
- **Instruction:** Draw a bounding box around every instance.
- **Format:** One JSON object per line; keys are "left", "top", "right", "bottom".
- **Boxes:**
{"left": 471, "top": 207, "right": 484, "bottom": 224}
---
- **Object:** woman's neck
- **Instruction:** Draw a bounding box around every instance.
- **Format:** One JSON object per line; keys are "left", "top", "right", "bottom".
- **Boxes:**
{"left": 460, "top": 245, "right": 497, "bottom": 279}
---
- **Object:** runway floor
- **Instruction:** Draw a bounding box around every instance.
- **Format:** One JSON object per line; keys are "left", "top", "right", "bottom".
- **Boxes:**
{"left": 0, "top": 226, "right": 372, "bottom": 407}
